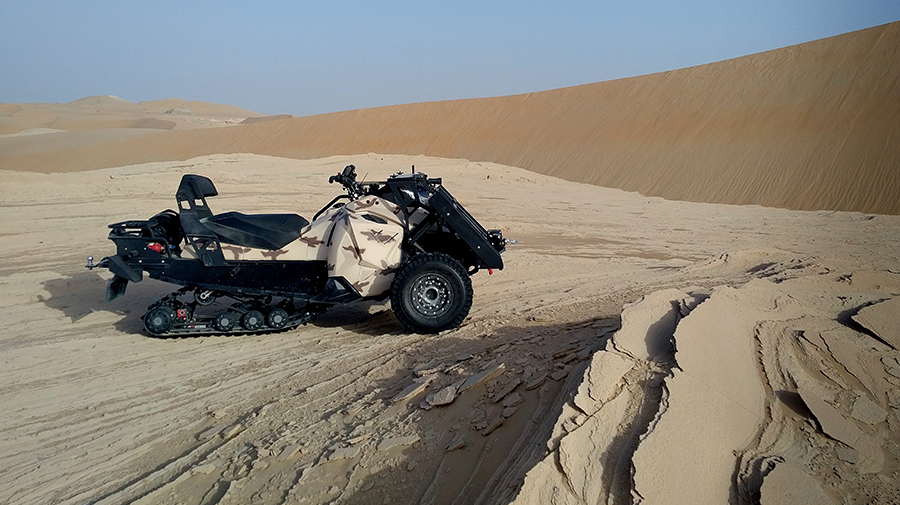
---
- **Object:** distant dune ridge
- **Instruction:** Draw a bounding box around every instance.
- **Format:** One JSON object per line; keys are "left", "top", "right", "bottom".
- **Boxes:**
{"left": 0, "top": 97, "right": 260, "bottom": 135}
{"left": 2, "top": 21, "right": 899, "bottom": 214}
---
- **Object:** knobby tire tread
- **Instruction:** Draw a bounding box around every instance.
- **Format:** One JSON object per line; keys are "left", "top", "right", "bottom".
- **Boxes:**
{"left": 390, "top": 252, "right": 473, "bottom": 334}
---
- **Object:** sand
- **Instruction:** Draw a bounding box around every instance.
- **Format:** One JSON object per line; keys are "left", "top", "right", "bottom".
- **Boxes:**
{"left": 1, "top": 153, "right": 899, "bottom": 504}
{"left": 0, "top": 96, "right": 263, "bottom": 134}
{"left": 0, "top": 96, "right": 268, "bottom": 170}
{"left": 2, "top": 22, "right": 899, "bottom": 214}
{"left": 2, "top": 19, "right": 900, "bottom": 505}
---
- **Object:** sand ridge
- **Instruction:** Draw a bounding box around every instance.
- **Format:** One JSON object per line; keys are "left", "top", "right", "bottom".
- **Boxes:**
{"left": 512, "top": 272, "right": 900, "bottom": 504}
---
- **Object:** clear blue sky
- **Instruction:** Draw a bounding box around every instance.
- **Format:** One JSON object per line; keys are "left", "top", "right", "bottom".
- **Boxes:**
{"left": 2, "top": 1, "right": 898, "bottom": 116}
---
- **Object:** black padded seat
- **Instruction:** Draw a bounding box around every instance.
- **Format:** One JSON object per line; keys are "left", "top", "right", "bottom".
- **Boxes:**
{"left": 202, "top": 212, "right": 309, "bottom": 251}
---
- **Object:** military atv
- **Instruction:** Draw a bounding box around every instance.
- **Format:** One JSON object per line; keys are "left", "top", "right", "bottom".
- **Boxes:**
{"left": 88, "top": 164, "right": 506, "bottom": 336}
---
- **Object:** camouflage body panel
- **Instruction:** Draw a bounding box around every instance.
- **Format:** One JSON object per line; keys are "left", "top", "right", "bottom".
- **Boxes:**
{"left": 181, "top": 195, "right": 416, "bottom": 298}
{"left": 323, "top": 198, "right": 406, "bottom": 297}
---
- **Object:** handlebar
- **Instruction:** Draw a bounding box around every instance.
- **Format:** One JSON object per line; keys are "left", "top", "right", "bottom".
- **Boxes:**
{"left": 329, "top": 164, "right": 365, "bottom": 199}
{"left": 328, "top": 164, "right": 445, "bottom": 203}
{"left": 329, "top": 164, "right": 357, "bottom": 186}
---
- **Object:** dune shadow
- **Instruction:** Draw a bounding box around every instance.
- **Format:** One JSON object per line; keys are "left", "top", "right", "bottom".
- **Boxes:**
{"left": 835, "top": 299, "right": 890, "bottom": 345}
{"left": 642, "top": 301, "right": 680, "bottom": 368}
{"left": 746, "top": 262, "right": 777, "bottom": 274}
{"left": 774, "top": 390, "right": 814, "bottom": 419}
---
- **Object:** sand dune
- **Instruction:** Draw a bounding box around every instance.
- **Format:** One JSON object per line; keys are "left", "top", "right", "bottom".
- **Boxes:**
{"left": 0, "top": 95, "right": 262, "bottom": 135}
{"left": 65, "top": 95, "right": 139, "bottom": 110}
{"left": 2, "top": 22, "right": 899, "bottom": 214}
{"left": 48, "top": 117, "right": 177, "bottom": 131}
{"left": 240, "top": 114, "right": 294, "bottom": 124}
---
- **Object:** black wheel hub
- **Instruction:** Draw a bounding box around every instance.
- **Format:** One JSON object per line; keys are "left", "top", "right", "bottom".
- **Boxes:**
{"left": 410, "top": 273, "right": 453, "bottom": 317}
{"left": 144, "top": 306, "right": 176, "bottom": 335}
{"left": 267, "top": 308, "right": 289, "bottom": 328}
{"left": 242, "top": 310, "right": 264, "bottom": 331}
{"left": 214, "top": 312, "right": 235, "bottom": 332}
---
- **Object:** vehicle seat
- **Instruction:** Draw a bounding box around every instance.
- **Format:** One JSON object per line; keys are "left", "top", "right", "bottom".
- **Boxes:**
{"left": 202, "top": 212, "right": 309, "bottom": 251}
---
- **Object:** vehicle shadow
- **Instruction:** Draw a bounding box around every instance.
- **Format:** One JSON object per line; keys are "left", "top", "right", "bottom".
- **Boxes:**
{"left": 38, "top": 271, "right": 111, "bottom": 323}
{"left": 313, "top": 316, "right": 620, "bottom": 505}
{"left": 38, "top": 271, "right": 408, "bottom": 338}
{"left": 38, "top": 271, "right": 172, "bottom": 334}
{"left": 312, "top": 301, "right": 405, "bottom": 337}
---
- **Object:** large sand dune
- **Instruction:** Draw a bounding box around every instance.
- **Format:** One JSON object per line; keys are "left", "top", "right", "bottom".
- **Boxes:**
{"left": 2, "top": 22, "right": 899, "bottom": 214}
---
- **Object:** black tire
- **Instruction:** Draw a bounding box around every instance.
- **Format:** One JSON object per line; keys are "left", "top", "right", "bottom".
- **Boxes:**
{"left": 390, "top": 253, "right": 473, "bottom": 334}
{"left": 214, "top": 312, "right": 236, "bottom": 332}
{"left": 241, "top": 310, "right": 264, "bottom": 331}
{"left": 144, "top": 306, "right": 176, "bottom": 336}
{"left": 266, "top": 308, "right": 289, "bottom": 328}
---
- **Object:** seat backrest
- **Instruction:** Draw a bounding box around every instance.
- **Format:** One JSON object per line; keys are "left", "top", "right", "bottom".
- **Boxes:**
{"left": 176, "top": 174, "right": 218, "bottom": 219}
{"left": 175, "top": 174, "right": 225, "bottom": 266}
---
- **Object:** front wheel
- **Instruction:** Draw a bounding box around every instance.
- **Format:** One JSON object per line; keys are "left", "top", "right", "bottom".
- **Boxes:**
{"left": 391, "top": 253, "right": 473, "bottom": 334}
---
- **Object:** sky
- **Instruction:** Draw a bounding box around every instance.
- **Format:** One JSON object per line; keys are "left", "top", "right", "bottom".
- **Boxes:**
{"left": 1, "top": 1, "right": 899, "bottom": 117}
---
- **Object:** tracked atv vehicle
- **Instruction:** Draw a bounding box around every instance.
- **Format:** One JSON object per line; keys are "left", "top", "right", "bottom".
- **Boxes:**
{"left": 89, "top": 165, "right": 506, "bottom": 336}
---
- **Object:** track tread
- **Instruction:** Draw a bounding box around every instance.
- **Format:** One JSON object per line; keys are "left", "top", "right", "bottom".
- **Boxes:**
{"left": 140, "top": 289, "right": 326, "bottom": 338}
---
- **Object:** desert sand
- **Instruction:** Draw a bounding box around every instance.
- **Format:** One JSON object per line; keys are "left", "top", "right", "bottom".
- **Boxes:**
{"left": 2, "top": 20, "right": 900, "bottom": 505}
{"left": 1, "top": 153, "right": 898, "bottom": 505}
{"left": 0, "top": 96, "right": 265, "bottom": 167}
{"left": 0, "top": 96, "right": 263, "bottom": 134}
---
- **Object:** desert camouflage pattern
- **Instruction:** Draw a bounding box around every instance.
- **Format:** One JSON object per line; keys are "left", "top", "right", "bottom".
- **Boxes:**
{"left": 181, "top": 195, "right": 427, "bottom": 298}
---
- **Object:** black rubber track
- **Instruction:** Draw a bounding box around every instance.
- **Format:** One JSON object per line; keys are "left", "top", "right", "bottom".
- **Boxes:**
{"left": 390, "top": 252, "right": 473, "bottom": 334}
{"left": 141, "top": 310, "right": 319, "bottom": 338}
{"left": 139, "top": 289, "right": 327, "bottom": 338}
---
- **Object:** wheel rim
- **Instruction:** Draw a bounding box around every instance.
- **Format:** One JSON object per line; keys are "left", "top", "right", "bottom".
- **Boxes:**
{"left": 410, "top": 273, "right": 453, "bottom": 317}
{"left": 242, "top": 311, "right": 263, "bottom": 330}
{"left": 267, "top": 308, "right": 288, "bottom": 328}
{"left": 215, "top": 313, "right": 234, "bottom": 331}
{"left": 145, "top": 307, "right": 174, "bottom": 334}
{"left": 194, "top": 289, "right": 217, "bottom": 306}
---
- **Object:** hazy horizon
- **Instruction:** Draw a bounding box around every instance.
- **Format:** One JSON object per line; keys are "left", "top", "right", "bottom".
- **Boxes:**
{"left": 2, "top": 1, "right": 899, "bottom": 116}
